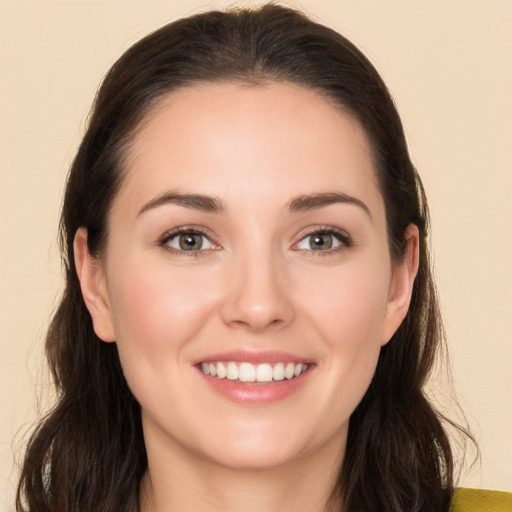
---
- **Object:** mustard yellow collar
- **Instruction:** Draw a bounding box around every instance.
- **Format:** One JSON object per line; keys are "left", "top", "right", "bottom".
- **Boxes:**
{"left": 450, "top": 488, "right": 512, "bottom": 512}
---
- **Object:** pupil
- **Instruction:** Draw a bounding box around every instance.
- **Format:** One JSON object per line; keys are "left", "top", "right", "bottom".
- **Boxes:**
{"left": 180, "top": 233, "right": 201, "bottom": 250}
{"left": 312, "top": 233, "right": 332, "bottom": 250}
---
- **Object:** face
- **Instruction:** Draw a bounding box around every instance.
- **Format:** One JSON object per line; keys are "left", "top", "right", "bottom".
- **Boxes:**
{"left": 76, "top": 82, "right": 418, "bottom": 472}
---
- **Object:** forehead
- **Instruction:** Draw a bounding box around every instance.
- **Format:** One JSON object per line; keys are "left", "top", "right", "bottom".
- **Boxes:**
{"left": 117, "top": 81, "right": 382, "bottom": 217}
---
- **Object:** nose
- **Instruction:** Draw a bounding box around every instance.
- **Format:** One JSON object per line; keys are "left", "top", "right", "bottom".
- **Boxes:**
{"left": 220, "top": 250, "right": 295, "bottom": 333}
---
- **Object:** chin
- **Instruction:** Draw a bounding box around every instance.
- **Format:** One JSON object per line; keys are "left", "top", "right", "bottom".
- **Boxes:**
{"left": 191, "top": 417, "right": 339, "bottom": 472}
{"left": 202, "top": 440, "right": 309, "bottom": 471}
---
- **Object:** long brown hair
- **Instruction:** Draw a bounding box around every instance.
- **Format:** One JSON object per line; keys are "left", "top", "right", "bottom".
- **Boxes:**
{"left": 17, "top": 4, "right": 468, "bottom": 511}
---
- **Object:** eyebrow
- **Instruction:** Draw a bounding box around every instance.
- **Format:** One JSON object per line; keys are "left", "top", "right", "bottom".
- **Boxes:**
{"left": 287, "top": 192, "right": 371, "bottom": 218}
{"left": 137, "top": 190, "right": 371, "bottom": 218}
{"left": 138, "top": 191, "right": 226, "bottom": 216}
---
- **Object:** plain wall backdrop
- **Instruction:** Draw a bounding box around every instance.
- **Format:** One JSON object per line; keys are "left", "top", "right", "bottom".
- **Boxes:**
{"left": 1, "top": 0, "right": 511, "bottom": 508}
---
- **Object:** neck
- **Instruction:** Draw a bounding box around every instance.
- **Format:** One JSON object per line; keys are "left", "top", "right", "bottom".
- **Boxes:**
{"left": 139, "top": 427, "right": 345, "bottom": 512}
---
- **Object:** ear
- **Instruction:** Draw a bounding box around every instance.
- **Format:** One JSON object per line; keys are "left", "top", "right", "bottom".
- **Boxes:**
{"left": 381, "top": 224, "right": 420, "bottom": 346}
{"left": 74, "top": 227, "right": 116, "bottom": 342}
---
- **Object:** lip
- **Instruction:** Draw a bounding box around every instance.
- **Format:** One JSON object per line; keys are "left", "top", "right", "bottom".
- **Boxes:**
{"left": 193, "top": 350, "right": 314, "bottom": 405}
{"left": 193, "top": 350, "right": 311, "bottom": 366}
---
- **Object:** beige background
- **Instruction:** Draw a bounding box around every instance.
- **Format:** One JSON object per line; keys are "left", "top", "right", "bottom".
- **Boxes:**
{"left": 1, "top": 0, "right": 511, "bottom": 508}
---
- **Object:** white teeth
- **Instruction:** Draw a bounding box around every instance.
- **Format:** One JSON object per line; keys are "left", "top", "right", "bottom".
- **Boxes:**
{"left": 239, "top": 362, "right": 256, "bottom": 382}
{"left": 200, "top": 361, "right": 308, "bottom": 382}
{"left": 216, "top": 362, "right": 227, "bottom": 379}
{"left": 226, "top": 362, "right": 238, "bottom": 380}
{"left": 285, "top": 362, "right": 295, "bottom": 379}
{"left": 273, "top": 362, "right": 285, "bottom": 381}
{"left": 256, "top": 363, "right": 273, "bottom": 382}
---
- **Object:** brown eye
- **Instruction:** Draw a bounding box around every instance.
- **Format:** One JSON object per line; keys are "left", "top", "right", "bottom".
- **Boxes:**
{"left": 294, "top": 229, "right": 350, "bottom": 252}
{"left": 309, "top": 232, "right": 333, "bottom": 250}
{"left": 179, "top": 233, "right": 204, "bottom": 251}
{"left": 162, "top": 230, "right": 216, "bottom": 253}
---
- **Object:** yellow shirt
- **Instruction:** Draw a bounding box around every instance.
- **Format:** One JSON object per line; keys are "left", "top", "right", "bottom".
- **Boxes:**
{"left": 450, "top": 488, "right": 512, "bottom": 512}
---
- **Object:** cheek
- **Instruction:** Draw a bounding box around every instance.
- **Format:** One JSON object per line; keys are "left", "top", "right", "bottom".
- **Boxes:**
{"left": 104, "top": 258, "right": 228, "bottom": 421}
{"left": 106, "top": 259, "right": 219, "bottom": 361}
{"left": 299, "top": 258, "right": 391, "bottom": 341}
{"left": 297, "top": 259, "right": 390, "bottom": 407}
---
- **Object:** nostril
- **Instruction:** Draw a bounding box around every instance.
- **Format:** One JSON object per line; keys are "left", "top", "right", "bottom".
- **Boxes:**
{"left": 227, "top": 316, "right": 287, "bottom": 333}
{"left": 220, "top": 271, "right": 295, "bottom": 331}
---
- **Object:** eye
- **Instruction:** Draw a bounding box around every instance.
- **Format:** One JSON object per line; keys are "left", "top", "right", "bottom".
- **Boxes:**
{"left": 294, "top": 229, "right": 350, "bottom": 252}
{"left": 161, "top": 229, "right": 217, "bottom": 253}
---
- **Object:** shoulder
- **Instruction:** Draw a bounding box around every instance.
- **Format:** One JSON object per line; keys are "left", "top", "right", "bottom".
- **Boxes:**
{"left": 450, "top": 488, "right": 512, "bottom": 512}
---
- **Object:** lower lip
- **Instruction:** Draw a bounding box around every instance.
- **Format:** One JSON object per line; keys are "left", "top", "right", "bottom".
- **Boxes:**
{"left": 196, "top": 367, "right": 312, "bottom": 405}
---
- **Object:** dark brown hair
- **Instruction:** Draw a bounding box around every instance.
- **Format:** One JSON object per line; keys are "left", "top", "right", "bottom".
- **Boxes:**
{"left": 17, "top": 4, "right": 466, "bottom": 511}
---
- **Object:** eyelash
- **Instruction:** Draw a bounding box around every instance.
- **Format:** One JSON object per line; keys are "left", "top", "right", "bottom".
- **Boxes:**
{"left": 159, "top": 226, "right": 218, "bottom": 257}
{"left": 293, "top": 226, "right": 352, "bottom": 255}
{"left": 158, "top": 225, "right": 352, "bottom": 256}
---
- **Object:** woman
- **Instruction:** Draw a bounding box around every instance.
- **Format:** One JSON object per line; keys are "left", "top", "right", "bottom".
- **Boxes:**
{"left": 15, "top": 4, "right": 511, "bottom": 512}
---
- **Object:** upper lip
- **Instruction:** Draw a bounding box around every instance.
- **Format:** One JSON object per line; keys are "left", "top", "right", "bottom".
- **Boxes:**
{"left": 193, "top": 350, "right": 312, "bottom": 366}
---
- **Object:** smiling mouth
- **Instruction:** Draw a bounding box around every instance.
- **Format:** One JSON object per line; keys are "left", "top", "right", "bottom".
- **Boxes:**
{"left": 199, "top": 361, "right": 308, "bottom": 383}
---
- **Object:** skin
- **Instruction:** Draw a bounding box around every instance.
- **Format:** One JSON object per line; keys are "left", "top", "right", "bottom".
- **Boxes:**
{"left": 75, "top": 81, "right": 419, "bottom": 512}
